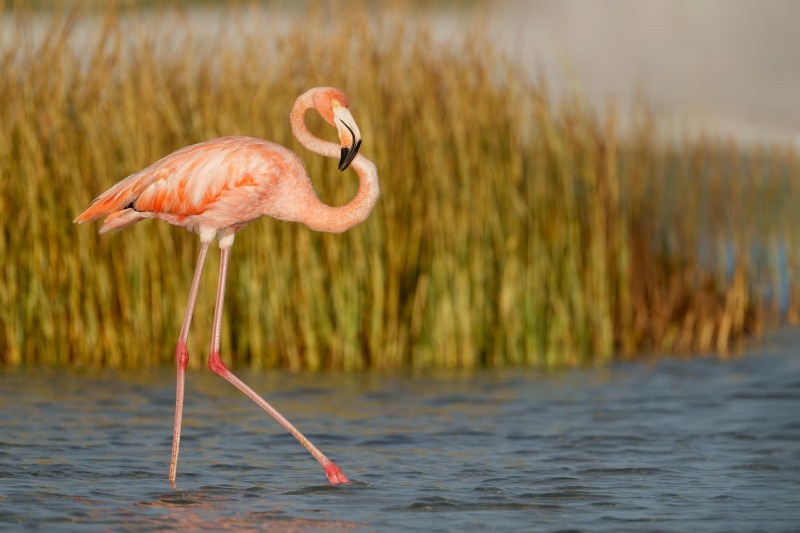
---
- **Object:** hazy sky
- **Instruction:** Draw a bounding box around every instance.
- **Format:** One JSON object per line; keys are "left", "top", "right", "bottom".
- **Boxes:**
{"left": 486, "top": 0, "right": 800, "bottom": 145}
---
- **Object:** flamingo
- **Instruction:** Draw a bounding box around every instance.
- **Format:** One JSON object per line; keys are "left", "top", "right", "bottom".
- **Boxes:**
{"left": 74, "top": 87, "right": 379, "bottom": 485}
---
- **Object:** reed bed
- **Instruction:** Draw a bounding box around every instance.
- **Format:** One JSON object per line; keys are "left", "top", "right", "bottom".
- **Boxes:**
{"left": 1, "top": 3, "right": 798, "bottom": 369}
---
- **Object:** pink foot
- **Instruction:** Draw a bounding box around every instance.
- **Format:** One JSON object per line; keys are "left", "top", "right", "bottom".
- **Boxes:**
{"left": 324, "top": 462, "right": 350, "bottom": 484}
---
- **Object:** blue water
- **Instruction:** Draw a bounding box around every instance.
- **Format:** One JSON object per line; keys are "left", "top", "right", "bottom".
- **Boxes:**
{"left": 1, "top": 331, "right": 799, "bottom": 532}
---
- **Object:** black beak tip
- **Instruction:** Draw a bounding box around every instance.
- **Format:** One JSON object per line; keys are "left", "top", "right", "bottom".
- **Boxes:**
{"left": 338, "top": 140, "right": 361, "bottom": 172}
{"left": 338, "top": 147, "right": 350, "bottom": 171}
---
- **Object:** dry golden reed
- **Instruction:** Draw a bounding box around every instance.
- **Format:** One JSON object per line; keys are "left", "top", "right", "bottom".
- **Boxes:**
{"left": 1, "top": 3, "right": 797, "bottom": 369}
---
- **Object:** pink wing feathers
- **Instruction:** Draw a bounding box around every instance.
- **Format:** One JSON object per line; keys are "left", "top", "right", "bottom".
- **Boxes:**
{"left": 74, "top": 137, "right": 299, "bottom": 233}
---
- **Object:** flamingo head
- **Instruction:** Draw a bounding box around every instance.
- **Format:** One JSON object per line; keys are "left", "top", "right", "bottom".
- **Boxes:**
{"left": 314, "top": 88, "right": 362, "bottom": 171}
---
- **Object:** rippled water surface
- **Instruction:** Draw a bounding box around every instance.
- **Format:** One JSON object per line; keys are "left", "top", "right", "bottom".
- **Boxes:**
{"left": 2, "top": 331, "right": 800, "bottom": 532}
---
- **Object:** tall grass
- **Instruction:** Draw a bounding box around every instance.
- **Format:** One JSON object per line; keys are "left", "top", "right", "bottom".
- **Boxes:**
{"left": 1, "top": 3, "right": 797, "bottom": 369}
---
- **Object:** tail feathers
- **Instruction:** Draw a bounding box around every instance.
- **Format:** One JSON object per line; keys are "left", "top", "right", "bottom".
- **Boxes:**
{"left": 98, "top": 209, "right": 147, "bottom": 233}
{"left": 74, "top": 190, "right": 135, "bottom": 224}
{"left": 74, "top": 169, "right": 155, "bottom": 224}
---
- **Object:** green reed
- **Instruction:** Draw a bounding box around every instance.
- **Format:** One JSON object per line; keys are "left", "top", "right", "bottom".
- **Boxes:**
{"left": 1, "top": 3, "right": 797, "bottom": 369}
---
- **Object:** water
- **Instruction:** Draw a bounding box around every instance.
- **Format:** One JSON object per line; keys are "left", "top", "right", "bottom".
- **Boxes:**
{"left": 1, "top": 332, "right": 799, "bottom": 532}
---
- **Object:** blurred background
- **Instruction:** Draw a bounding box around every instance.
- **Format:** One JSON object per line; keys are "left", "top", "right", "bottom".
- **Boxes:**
{"left": 1, "top": 0, "right": 799, "bottom": 369}
{"left": 490, "top": 0, "right": 800, "bottom": 146}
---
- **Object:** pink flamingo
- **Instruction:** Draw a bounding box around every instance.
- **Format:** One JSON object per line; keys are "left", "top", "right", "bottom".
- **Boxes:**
{"left": 74, "top": 87, "right": 379, "bottom": 484}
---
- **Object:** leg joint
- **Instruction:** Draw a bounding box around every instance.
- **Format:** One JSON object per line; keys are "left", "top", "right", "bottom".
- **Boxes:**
{"left": 175, "top": 343, "right": 190, "bottom": 370}
{"left": 208, "top": 353, "right": 228, "bottom": 375}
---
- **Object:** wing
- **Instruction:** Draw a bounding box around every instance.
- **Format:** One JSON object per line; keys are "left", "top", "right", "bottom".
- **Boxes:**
{"left": 74, "top": 136, "right": 293, "bottom": 222}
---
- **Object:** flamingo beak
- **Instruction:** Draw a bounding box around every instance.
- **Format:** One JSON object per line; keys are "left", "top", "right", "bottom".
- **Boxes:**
{"left": 334, "top": 107, "right": 362, "bottom": 171}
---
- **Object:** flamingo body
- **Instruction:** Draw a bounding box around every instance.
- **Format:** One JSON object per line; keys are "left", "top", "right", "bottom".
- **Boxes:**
{"left": 76, "top": 136, "right": 305, "bottom": 234}
{"left": 74, "top": 87, "right": 378, "bottom": 485}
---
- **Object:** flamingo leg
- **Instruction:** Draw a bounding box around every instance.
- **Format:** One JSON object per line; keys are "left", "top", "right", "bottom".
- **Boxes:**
{"left": 207, "top": 245, "right": 349, "bottom": 484}
{"left": 169, "top": 241, "right": 210, "bottom": 483}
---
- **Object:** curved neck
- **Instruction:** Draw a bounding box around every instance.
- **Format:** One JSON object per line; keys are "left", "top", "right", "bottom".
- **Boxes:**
{"left": 290, "top": 91, "right": 340, "bottom": 159}
{"left": 289, "top": 90, "right": 380, "bottom": 234}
